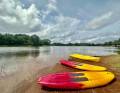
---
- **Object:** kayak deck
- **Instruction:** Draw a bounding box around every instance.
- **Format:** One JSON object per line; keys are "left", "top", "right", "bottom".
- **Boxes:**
{"left": 38, "top": 71, "right": 115, "bottom": 89}
{"left": 60, "top": 59, "right": 107, "bottom": 71}
{"left": 70, "top": 54, "right": 100, "bottom": 62}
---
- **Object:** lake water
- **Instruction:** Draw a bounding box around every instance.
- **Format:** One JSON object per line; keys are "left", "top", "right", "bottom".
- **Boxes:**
{"left": 0, "top": 46, "right": 118, "bottom": 75}
{"left": 0, "top": 46, "right": 120, "bottom": 93}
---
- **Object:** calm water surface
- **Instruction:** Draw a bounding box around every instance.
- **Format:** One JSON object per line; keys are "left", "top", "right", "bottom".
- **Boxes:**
{"left": 0, "top": 46, "right": 120, "bottom": 93}
{"left": 0, "top": 46, "right": 118, "bottom": 76}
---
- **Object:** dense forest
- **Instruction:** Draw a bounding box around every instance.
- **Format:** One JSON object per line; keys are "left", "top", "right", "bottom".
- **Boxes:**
{"left": 0, "top": 34, "right": 51, "bottom": 46}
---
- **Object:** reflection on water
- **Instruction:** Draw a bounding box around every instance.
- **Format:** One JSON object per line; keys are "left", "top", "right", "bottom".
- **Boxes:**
{"left": 0, "top": 47, "right": 51, "bottom": 58}
{"left": 0, "top": 46, "right": 118, "bottom": 77}
{"left": 0, "top": 47, "right": 52, "bottom": 77}
{"left": 50, "top": 46, "right": 117, "bottom": 57}
{"left": 0, "top": 50, "right": 39, "bottom": 58}
{"left": 0, "top": 46, "right": 117, "bottom": 58}
{"left": 115, "top": 47, "right": 120, "bottom": 54}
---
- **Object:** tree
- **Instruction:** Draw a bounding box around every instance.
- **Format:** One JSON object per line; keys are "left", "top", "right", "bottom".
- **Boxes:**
{"left": 41, "top": 39, "right": 51, "bottom": 45}
{"left": 0, "top": 33, "right": 51, "bottom": 46}
{"left": 31, "top": 35, "right": 40, "bottom": 46}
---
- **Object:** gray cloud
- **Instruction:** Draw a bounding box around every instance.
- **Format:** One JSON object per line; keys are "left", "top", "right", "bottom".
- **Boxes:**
{"left": 85, "top": 12, "right": 113, "bottom": 30}
{"left": 0, "top": 0, "right": 42, "bottom": 33}
{"left": 0, "top": 0, "right": 120, "bottom": 43}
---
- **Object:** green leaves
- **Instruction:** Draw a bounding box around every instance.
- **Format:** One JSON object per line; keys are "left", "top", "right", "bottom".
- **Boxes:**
{"left": 0, "top": 33, "right": 51, "bottom": 46}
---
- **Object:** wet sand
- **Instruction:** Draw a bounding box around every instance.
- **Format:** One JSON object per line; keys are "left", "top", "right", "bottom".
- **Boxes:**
{"left": 0, "top": 55, "right": 120, "bottom": 93}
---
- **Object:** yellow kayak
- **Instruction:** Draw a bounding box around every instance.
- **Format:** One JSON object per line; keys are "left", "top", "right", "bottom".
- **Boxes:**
{"left": 38, "top": 71, "right": 115, "bottom": 89}
{"left": 60, "top": 60, "right": 107, "bottom": 71}
{"left": 70, "top": 54, "right": 100, "bottom": 62}
{"left": 75, "top": 71, "right": 115, "bottom": 88}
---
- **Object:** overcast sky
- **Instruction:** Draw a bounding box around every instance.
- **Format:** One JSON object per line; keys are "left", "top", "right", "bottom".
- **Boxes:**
{"left": 0, "top": 0, "right": 120, "bottom": 43}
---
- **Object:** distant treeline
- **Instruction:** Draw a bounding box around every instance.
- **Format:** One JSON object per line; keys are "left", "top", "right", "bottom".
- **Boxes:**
{"left": 103, "top": 39, "right": 120, "bottom": 46}
{"left": 0, "top": 34, "right": 51, "bottom": 46}
{"left": 52, "top": 39, "right": 120, "bottom": 46}
{"left": 52, "top": 43, "right": 97, "bottom": 46}
{"left": 0, "top": 33, "right": 120, "bottom": 46}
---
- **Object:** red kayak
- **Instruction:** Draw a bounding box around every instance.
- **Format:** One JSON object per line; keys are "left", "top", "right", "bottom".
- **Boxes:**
{"left": 60, "top": 59, "right": 106, "bottom": 71}
{"left": 38, "top": 72, "right": 84, "bottom": 89}
{"left": 37, "top": 71, "right": 114, "bottom": 89}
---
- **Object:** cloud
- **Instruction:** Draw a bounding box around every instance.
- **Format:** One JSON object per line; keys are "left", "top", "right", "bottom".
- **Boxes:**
{"left": 30, "top": 5, "right": 120, "bottom": 44}
{"left": 0, "top": 0, "right": 120, "bottom": 44}
{"left": 42, "top": 0, "right": 58, "bottom": 21}
{"left": 0, "top": 16, "right": 17, "bottom": 24}
{"left": 0, "top": 0, "right": 42, "bottom": 33}
{"left": 33, "top": 15, "right": 81, "bottom": 43}
{"left": 85, "top": 12, "right": 113, "bottom": 30}
{"left": 47, "top": 0, "right": 57, "bottom": 11}
{"left": 85, "top": 35, "right": 120, "bottom": 43}
{"left": 0, "top": 0, "right": 63, "bottom": 34}
{"left": 28, "top": 0, "right": 81, "bottom": 43}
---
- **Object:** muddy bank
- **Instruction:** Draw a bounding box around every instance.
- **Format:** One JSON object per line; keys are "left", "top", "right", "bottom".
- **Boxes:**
{"left": 0, "top": 55, "right": 120, "bottom": 93}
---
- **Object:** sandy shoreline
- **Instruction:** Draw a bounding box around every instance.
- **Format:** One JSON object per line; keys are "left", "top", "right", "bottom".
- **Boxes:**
{"left": 0, "top": 55, "right": 120, "bottom": 93}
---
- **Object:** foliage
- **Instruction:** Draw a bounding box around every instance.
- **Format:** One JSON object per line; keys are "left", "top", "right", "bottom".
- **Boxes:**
{"left": 52, "top": 38, "right": 120, "bottom": 46}
{"left": 0, "top": 33, "right": 51, "bottom": 46}
{"left": 0, "top": 33, "right": 120, "bottom": 46}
